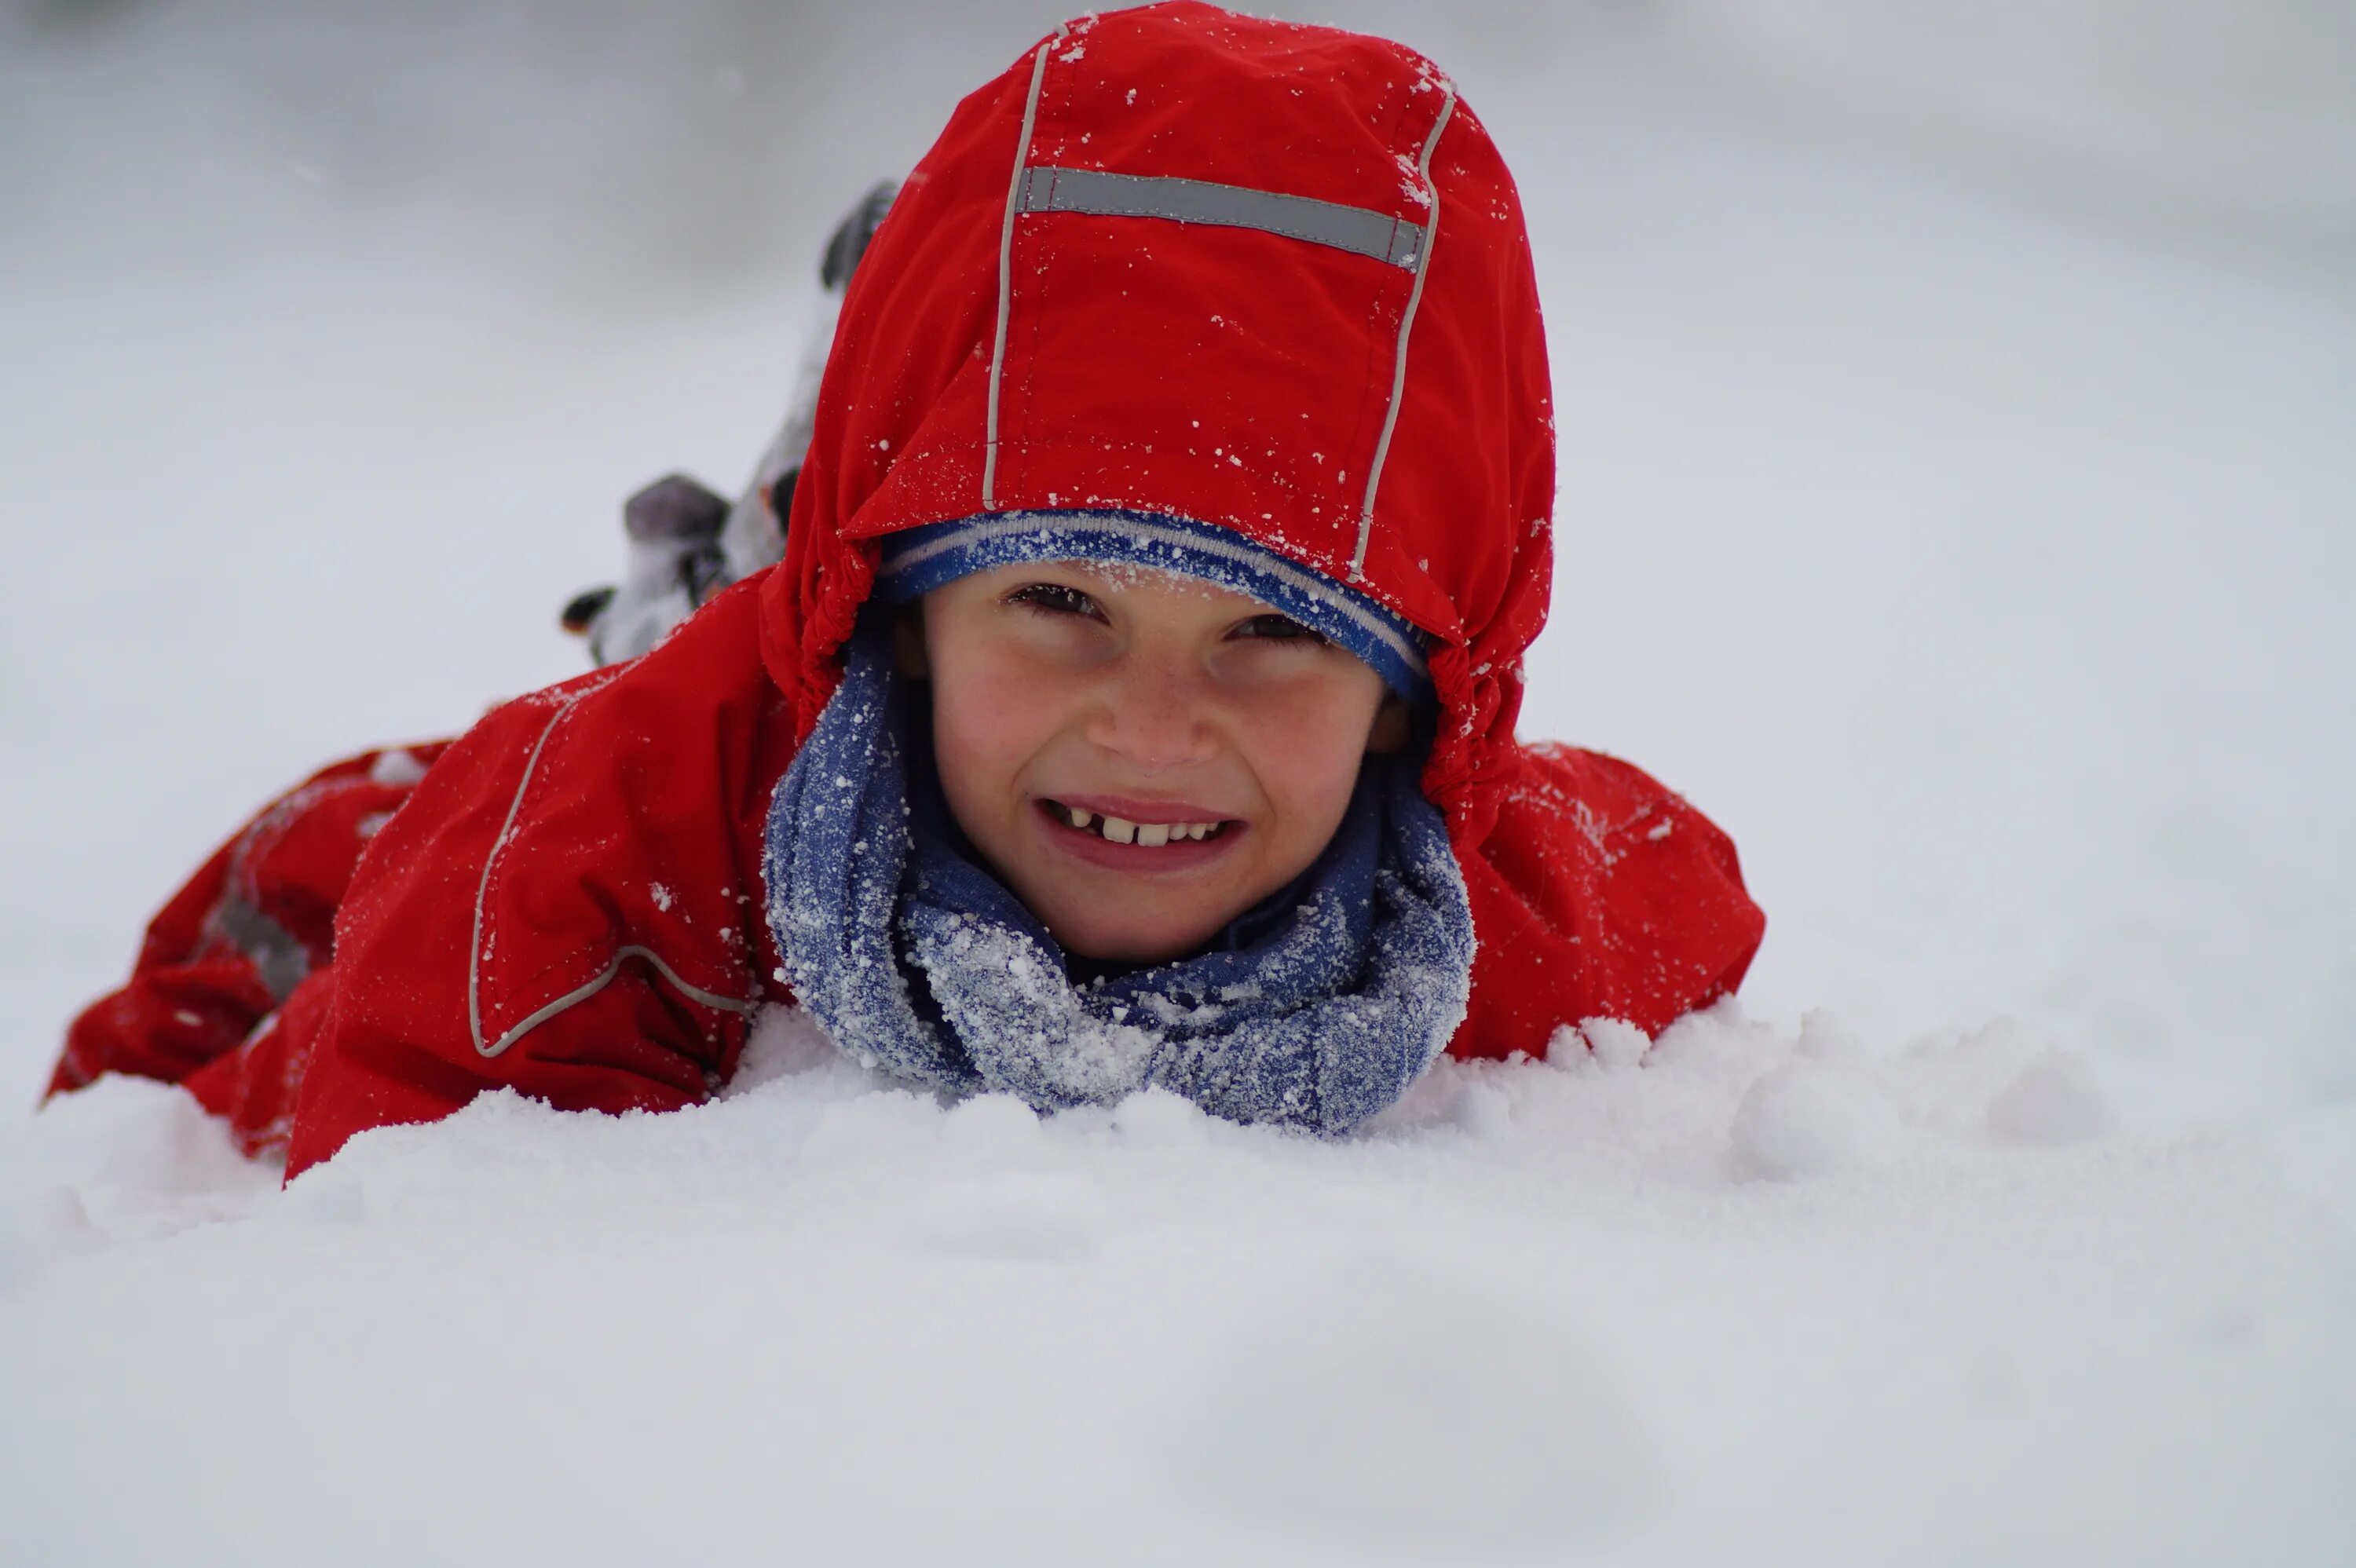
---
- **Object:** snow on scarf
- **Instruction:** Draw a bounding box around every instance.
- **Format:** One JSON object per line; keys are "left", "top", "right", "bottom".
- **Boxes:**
{"left": 763, "top": 621, "right": 1474, "bottom": 1132}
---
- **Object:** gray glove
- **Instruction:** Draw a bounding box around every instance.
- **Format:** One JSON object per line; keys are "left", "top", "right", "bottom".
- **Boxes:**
{"left": 561, "top": 178, "right": 896, "bottom": 667}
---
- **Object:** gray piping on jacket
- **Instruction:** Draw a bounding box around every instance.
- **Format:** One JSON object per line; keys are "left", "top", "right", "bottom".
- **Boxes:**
{"left": 210, "top": 890, "right": 309, "bottom": 1003}
{"left": 476, "top": 945, "right": 757, "bottom": 1062}
{"left": 1351, "top": 85, "right": 1456, "bottom": 579}
{"left": 1015, "top": 166, "right": 1428, "bottom": 269}
{"left": 467, "top": 692, "right": 755, "bottom": 1061}
{"left": 982, "top": 27, "right": 1065, "bottom": 512}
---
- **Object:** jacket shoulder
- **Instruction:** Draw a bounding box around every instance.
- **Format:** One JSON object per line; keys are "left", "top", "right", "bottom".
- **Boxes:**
{"left": 1448, "top": 741, "right": 1765, "bottom": 1060}
{"left": 289, "top": 581, "right": 799, "bottom": 1171}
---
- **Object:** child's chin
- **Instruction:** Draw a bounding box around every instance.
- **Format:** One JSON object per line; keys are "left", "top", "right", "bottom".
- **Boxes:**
{"left": 1048, "top": 907, "right": 1235, "bottom": 968}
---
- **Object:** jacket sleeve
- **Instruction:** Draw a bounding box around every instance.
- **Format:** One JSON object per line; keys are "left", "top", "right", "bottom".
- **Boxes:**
{"left": 283, "top": 589, "right": 792, "bottom": 1178}
{"left": 46, "top": 745, "right": 447, "bottom": 1102}
{"left": 1449, "top": 742, "right": 1765, "bottom": 1062}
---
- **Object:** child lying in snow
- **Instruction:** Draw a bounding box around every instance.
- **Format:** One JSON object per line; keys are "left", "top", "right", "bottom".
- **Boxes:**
{"left": 47, "top": 1, "right": 1764, "bottom": 1176}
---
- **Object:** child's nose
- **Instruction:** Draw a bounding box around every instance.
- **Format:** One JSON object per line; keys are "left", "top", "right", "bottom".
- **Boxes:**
{"left": 1085, "top": 655, "right": 1220, "bottom": 774}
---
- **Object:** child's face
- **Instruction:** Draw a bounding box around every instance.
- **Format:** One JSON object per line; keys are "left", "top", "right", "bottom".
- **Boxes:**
{"left": 907, "top": 561, "right": 1408, "bottom": 964}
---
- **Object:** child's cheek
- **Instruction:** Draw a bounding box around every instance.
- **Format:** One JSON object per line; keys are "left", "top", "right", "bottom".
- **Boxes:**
{"left": 1238, "top": 672, "right": 1383, "bottom": 809}
{"left": 933, "top": 645, "right": 1066, "bottom": 792}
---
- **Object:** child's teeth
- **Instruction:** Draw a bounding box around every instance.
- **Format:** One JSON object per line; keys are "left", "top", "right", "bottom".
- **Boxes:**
{"left": 1064, "top": 810, "right": 1222, "bottom": 846}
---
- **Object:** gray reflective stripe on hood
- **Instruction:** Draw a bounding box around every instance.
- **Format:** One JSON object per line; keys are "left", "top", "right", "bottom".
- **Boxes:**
{"left": 1015, "top": 166, "right": 1427, "bottom": 269}
{"left": 209, "top": 890, "right": 309, "bottom": 1003}
{"left": 1352, "top": 85, "right": 1456, "bottom": 578}
{"left": 983, "top": 28, "right": 1065, "bottom": 512}
{"left": 470, "top": 690, "right": 757, "bottom": 1060}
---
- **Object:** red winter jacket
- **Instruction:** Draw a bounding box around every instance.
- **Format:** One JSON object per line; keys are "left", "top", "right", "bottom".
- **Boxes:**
{"left": 49, "top": 745, "right": 448, "bottom": 1149}
{"left": 52, "top": 2, "right": 1763, "bottom": 1175}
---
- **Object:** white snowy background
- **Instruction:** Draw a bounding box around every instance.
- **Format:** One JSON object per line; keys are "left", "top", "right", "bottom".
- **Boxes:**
{"left": 2, "top": 2, "right": 2351, "bottom": 1563}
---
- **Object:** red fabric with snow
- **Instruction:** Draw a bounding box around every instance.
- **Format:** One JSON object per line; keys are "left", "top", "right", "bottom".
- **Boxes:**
{"left": 47, "top": 746, "right": 446, "bottom": 1143}
{"left": 49, "top": 2, "right": 1763, "bottom": 1175}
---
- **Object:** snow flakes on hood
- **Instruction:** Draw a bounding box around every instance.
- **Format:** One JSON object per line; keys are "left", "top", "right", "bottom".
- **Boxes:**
{"left": 758, "top": 2, "right": 1556, "bottom": 856}
{"left": 1395, "top": 149, "right": 1434, "bottom": 207}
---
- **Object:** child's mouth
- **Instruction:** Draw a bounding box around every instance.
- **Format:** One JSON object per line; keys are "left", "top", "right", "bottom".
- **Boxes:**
{"left": 1037, "top": 799, "right": 1236, "bottom": 852}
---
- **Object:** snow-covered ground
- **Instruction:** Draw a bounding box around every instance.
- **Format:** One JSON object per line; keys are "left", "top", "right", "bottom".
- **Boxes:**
{"left": 3, "top": 2, "right": 2351, "bottom": 1563}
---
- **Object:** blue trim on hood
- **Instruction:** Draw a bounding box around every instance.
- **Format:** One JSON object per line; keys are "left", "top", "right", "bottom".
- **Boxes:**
{"left": 874, "top": 510, "right": 1431, "bottom": 700}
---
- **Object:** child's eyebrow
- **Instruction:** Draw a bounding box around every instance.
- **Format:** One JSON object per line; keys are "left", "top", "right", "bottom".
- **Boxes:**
{"left": 1044, "top": 559, "right": 1268, "bottom": 605}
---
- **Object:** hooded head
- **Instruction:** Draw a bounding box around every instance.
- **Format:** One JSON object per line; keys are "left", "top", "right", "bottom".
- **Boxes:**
{"left": 761, "top": 0, "right": 1555, "bottom": 858}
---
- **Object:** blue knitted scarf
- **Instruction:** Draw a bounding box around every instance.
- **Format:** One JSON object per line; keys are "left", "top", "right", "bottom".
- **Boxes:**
{"left": 762, "top": 623, "right": 1474, "bottom": 1133}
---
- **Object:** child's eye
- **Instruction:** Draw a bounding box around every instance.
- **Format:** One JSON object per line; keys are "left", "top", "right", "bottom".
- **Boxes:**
{"left": 1232, "top": 613, "right": 1326, "bottom": 645}
{"left": 1008, "top": 582, "right": 1103, "bottom": 621}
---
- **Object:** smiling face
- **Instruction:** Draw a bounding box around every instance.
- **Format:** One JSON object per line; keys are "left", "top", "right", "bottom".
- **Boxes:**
{"left": 905, "top": 561, "right": 1409, "bottom": 965}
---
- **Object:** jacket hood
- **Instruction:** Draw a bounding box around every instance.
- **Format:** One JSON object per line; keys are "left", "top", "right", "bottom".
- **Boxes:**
{"left": 759, "top": 0, "right": 1555, "bottom": 853}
